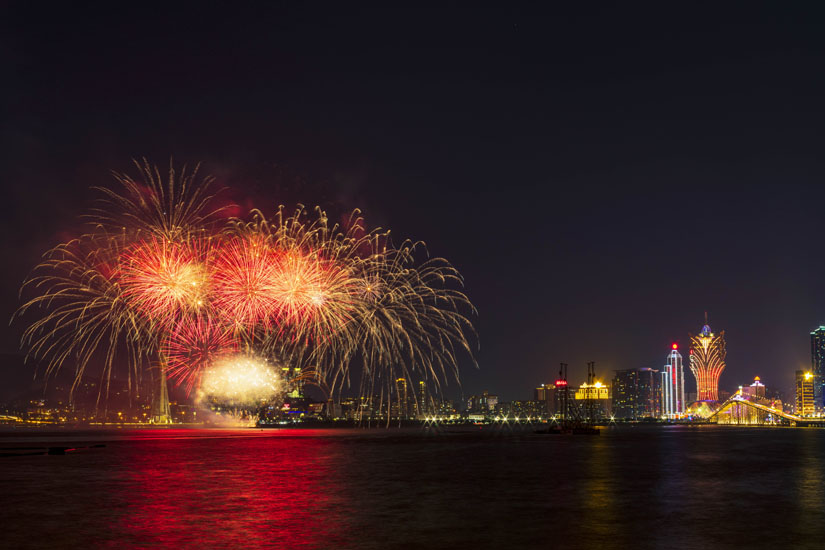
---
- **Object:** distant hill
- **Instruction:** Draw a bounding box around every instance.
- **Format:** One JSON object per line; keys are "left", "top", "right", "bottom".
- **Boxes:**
{"left": 0, "top": 353, "right": 39, "bottom": 403}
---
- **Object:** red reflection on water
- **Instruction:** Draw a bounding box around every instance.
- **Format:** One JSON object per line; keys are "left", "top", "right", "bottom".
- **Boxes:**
{"left": 110, "top": 430, "right": 348, "bottom": 548}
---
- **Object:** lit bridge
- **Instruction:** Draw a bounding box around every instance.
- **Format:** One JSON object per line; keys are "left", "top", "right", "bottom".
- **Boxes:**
{"left": 707, "top": 395, "right": 806, "bottom": 426}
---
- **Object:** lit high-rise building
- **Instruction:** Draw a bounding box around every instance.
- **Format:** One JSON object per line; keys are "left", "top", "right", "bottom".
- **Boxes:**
{"left": 638, "top": 367, "right": 661, "bottom": 418}
{"left": 418, "top": 381, "right": 429, "bottom": 416}
{"left": 661, "top": 344, "right": 686, "bottom": 418}
{"left": 689, "top": 317, "right": 726, "bottom": 401}
{"left": 612, "top": 369, "right": 640, "bottom": 419}
{"left": 796, "top": 370, "right": 815, "bottom": 417}
{"left": 534, "top": 383, "right": 555, "bottom": 415}
{"left": 810, "top": 327, "right": 825, "bottom": 410}
{"left": 611, "top": 369, "right": 660, "bottom": 419}
{"left": 395, "top": 378, "right": 409, "bottom": 418}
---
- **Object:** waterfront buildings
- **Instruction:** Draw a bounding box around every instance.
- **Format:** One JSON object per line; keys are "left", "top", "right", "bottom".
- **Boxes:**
{"left": 418, "top": 381, "right": 429, "bottom": 416}
{"left": 394, "top": 378, "right": 411, "bottom": 419}
{"left": 741, "top": 376, "right": 766, "bottom": 400}
{"left": 810, "top": 327, "right": 825, "bottom": 410}
{"left": 612, "top": 369, "right": 639, "bottom": 419}
{"left": 573, "top": 381, "right": 611, "bottom": 419}
{"left": 611, "top": 367, "right": 661, "bottom": 420}
{"left": 467, "top": 391, "right": 498, "bottom": 413}
{"left": 689, "top": 318, "right": 726, "bottom": 401}
{"left": 638, "top": 368, "right": 662, "bottom": 418}
{"left": 553, "top": 380, "right": 575, "bottom": 420}
{"left": 796, "top": 370, "right": 815, "bottom": 416}
{"left": 534, "top": 383, "right": 555, "bottom": 415}
{"left": 661, "top": 344, "right": 686, "bottom": 418}
{"left": 495, "top": 400, "right": 546, "bottom": 418}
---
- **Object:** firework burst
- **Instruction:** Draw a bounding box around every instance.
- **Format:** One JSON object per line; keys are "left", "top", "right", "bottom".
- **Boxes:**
{"left": 119, "top": 235, "right": 212, "bottom": 326}
{"left": 164, "top": 315, "right": 238, "bottom": 393}
{"left": 17, "top": 160, "right": 478, "bottom": 421}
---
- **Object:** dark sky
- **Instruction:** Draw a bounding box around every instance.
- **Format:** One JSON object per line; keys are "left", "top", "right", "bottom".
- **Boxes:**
{"left": 2, "top": 2, "right": 825, "bottom": 401}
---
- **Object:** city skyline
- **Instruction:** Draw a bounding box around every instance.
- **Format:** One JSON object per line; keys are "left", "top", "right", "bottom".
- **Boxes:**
{"left": 2, "top": 314, "right": 820, "bottom": 405}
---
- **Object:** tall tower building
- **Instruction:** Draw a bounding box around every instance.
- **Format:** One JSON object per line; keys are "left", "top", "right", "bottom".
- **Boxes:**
{"left": 661, "top": 344, "right": 685, "bottom": 418}
{"left": 534, "top": 383, "right": 555, "bottom": 415}
{"left": 810, "top": 327, "right": 825, "bottom": 410}
{"left": 418, "top": 381, "right": 429, "bottom": 416}
{"left": 689, "top": 316, "right": 726, "bottom": 401}
{"left": 638, "top": 368, "right": 661, "bottom": 418}
{"left": 796, "top": 370, "right": 815, "bottom": 417}
{"left": 612, "top": 369, "right": 640, "bottom": 419}
{"left": 395, "top": 378, "right": 409, "bottom": 419}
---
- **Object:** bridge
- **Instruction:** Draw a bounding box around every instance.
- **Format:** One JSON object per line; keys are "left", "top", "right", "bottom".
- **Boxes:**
{"left": 707, "top": 395, "right": 804, "bottom": 426}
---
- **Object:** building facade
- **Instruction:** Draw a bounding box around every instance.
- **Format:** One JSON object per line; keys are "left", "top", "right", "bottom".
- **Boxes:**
{"left": 796, "top": 370, "right": 815, "bottom": 417}
{"left": 612, "top": 367, "right": 661, "bottom": 420}
{"left": 689, "top": 319, "right": 726, "bottom": 401}
{"left": 661, "top": 344, "right": 686, "bottom": 418}
{"left": 467, "top": 391, "right": 498, "bottom": 413}
{"left": 553, "top": 381, "right": 574, "bottom": 420}
{"left": 574, "top": 381, "right": 611, "bottom": 420}
{"left": 810, "top": 327, "right": 825, "bottom": 411}
{"left": 612, "top": 369, "right": 640, "bottom": 419}
{"left": 638, "top": 367, "right": 662, "bottom": 418}
{"left": 534, "top": 383, "right": 555, "bottom": 415}
{"left": 741, "top": 376, "right": 766, "bottom": 400}
{"left": 418, "top": 381, "right": 429, "bottom": 416}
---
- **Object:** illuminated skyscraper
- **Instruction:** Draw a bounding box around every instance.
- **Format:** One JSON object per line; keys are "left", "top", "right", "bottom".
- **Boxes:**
{"left": 395, "top": 378, "right": 409, "bottom": 418}
{"left": 417, "top": 381, "right": 428, "bottom": 416}
{"left": 638, "top": 368, "right": 661, "bottom": 418}
{"left": 612, "top": 369, "right": 640, "bottom": 419}
{"left": 810, "top": 327, "right": 825, "bottom": 410}
{"left": 689, "top": 317, "right": 726, "bottom": 401}
{"left": 796, "top": 370, "right": 815, "bottom": 417}
{"left": 613, "top": 368, "right": 662, "bottom": 419}
{"left": 661, "top": 344, "right": 685, "bottom": 418}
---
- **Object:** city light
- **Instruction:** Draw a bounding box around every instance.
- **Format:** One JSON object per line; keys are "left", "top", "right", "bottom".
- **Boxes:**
{"left": 689, "top": 320, "right": 726, "bottom": 402}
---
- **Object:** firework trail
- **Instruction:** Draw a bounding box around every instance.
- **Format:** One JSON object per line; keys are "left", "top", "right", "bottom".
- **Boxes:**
{"left": 16, "top": 160, "right": 477, "bottom": 420}
{"left": 17, "top": 231, "right": 152, "bottom": 397}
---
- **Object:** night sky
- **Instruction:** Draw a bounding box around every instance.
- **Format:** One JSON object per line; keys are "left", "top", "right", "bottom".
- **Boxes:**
{"left": 3, "top": 3, "right": 825, "bottom": 401}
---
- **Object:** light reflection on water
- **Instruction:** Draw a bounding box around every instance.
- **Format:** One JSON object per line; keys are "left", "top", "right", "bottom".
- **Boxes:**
{"left": 2, "top": 426, "right": 824, "bottom": 549}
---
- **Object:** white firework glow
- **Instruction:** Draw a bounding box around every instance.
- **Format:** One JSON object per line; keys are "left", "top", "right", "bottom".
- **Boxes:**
{"left": 197, "top": 354, "right": 283, "bottom": 408}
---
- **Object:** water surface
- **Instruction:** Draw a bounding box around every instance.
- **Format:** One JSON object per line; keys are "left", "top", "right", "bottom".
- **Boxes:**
{"left": 2, "top": 425, "right": 823, "bottom": 548}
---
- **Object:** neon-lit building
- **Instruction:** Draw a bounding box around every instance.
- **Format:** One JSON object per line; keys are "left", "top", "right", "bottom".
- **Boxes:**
{"left": 574, "top": 381, "right": 611, "bottom": 419}
{"left": 661, "top": 343, "right": 685, "bottom": 418}
{"left": 810, "top": 327, "right": 825, "bottom": 410}
{"left": 689, "top": 319, "right": 726, "bottom": 402}
{"left": 740, "top": 376, "right": 766, "bottom": 400}
{"left": 796, "top": 370, "right": 815, "bottom": 417}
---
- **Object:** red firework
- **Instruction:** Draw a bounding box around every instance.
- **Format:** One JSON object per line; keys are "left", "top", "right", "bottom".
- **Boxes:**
{"left": 164, "top": 315, "right": 239, "bottom": 392}
{"left": 212, "top": 235, "right": 282, "bottom": 328}
{"left": 119, "top": 236, "right": 212, "bottom": 326}
{"left": 269, "top": 249, "right": 355, "bottom": 337}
